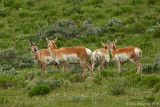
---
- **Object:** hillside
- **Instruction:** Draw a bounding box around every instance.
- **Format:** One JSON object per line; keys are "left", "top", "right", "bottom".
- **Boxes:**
{"left": 0, "top": 0, "right": 160, "bottom": 106}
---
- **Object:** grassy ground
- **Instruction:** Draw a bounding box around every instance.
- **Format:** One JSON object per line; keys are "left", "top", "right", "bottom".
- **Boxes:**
{"left": 0, "top": 0, "right": 160, "bottom": 106}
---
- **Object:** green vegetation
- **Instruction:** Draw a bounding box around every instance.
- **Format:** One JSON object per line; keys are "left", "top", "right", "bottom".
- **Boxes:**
{"left": 0, "top": 0, "right": 160, "bottom": 106}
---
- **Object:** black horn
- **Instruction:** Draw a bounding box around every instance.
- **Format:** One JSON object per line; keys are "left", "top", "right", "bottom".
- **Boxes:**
{"left": 29, "top": 36, "right": 33, "bottom": 46}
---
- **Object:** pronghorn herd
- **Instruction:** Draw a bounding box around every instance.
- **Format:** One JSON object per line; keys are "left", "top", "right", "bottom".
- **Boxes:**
{"left": 29, "top": 36, "right": 142, "bottom": 76}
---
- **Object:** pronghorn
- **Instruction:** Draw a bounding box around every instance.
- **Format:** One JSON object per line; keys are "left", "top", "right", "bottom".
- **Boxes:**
{"left": 91, "top": 42, "right": 110, "bottom": 75}
{"left": 29, "top": 37, "right": 59, "bottom": 73}
{"left": 108, "top": 39, "right": 142, "bottom": 73}
{"left": 46, "top": 37, "right": 92, "bottom": 76}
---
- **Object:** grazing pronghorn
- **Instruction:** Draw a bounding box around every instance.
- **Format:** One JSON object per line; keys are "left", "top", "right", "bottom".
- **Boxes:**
{"left": 29, "top": 37, "right": 59, "bottom": 74}
{"left": 91, "top": 42, "right": 110, "bottom": 75}
{"left": 108, "top": 39, "right": 142, "bottom": 73}
{"left": 46, "top": 37, "right": 92, "bottom": 76}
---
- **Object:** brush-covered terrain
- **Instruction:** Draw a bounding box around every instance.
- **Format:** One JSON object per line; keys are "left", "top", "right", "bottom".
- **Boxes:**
{"left": 0, "top": 0, "right": 160, "bottom": 106}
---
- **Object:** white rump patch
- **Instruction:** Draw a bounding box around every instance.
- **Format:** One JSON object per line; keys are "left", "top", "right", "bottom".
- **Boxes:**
{"left": 92, "top": 51, "right": 102, "bottom": 62}
{"left": 62, "top": 54, "right": 79, "bottom": 64}
{"left": 134, "top": 48, "right": 141, "bottom": 57}
{"left": 45, "top": 56, "right": 57, "bottom": 65}
{"left": 86, "top": 48, "right": 92, "bottom": 56}
{"left": 115, "top": 53, "right": 129, "bottom": 62}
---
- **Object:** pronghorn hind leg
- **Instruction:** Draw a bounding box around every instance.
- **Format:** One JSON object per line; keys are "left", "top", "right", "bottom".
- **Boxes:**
{"left": 91, "top": 59, "right": 95, "bottom": 76}
{"left": 121, "top": 62, "right": 124, "bottom": 72}
{"left": 80, "top": 61, "right": 87, "bottom": 77}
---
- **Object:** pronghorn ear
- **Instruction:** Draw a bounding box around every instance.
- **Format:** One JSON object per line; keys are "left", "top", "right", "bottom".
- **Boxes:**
{"left": 53, "top": 37, "right": 57, "bottom": 43}
{"left": 101, "top": 42, "right": 105, "bottom": 47}
{"left": 46, "top": 37, "right": 49, "bottom": 43}
{"left": 29, "top": 37, "right": 33, "bottom": 46}
{"left": 114, "top": 39, "right": 117, "bottom": 44}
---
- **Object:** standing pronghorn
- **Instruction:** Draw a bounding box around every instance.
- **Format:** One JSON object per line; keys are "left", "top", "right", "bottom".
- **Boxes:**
{"left": 108, "top": 39, "right": 142, "bottom": 73}
{"left": 46, "top": 37, "right": 92, "bottom": 76}
{"left": 91, "top": 42, "right": 110, "bottom": 75}
{"left": 29, "top": 36, "right": 59, "bottom": 74}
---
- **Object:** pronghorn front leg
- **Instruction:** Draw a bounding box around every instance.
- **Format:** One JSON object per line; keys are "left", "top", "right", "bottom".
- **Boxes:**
{"left": 117, "top": 60, "right": 121, "bottom": 73}
{"left": 91, "top": 59, "right": 95, "bottom": 76}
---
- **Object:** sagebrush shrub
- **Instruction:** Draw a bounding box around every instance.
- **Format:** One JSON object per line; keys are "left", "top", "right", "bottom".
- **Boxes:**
{"left": 100, "top": 70, "right": 116, "bottom": 78}
{"left": 3, "top": 0, "right": 14, "bottom": 7}
{"left": 28, "top": 85, "right": 51, "bottom": 97}
{"left": 153, "top": 28, "right": 160, "bottom": 38}
{"left": 130, "top": 0, "right": 143, "bottom": 5}
{"left": 147, "top": 0, "right": 157, "bottom": 5}
{"left": 126, "top": 74, "right": 142, "bottom": 86}
{"left": 107, "top": 18, "right": 122, "bottom": 28}
{"left": 131, "top": 23, "right": 146, "bottom": 34}
{"left": 142, "top": 64, "right": 153, "bottom": 73}
{"left": 139, "top": 74, "right": 160, "bottom": 87}
{"left": 69, "top": 74, "right": 87, "bottom": 83}
{"left": 93, "top": 75, "right": 102, "bottom": 85}
{"left": 107, "top": 78, "right": 126, "bottom": 95}
{"left": 91, "top": 0, "right": 103, "bottom": 4}
{"left": 113, "top": 9, "right": 123, "bottom": 16}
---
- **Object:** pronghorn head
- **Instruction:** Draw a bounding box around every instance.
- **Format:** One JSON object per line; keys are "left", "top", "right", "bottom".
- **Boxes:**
{"left": 29, "top": 38, "right": 39, "bottom": 54}
{"left": 108, "top": 39, "right": 117, "bottom": 50}
{"left": 29, "top": 32, "right": 41, "bottom": 54}
{"left": 46, "top": 37, "right": 57, "bottom": 49}
{"left": 101, "top": 42, "right": 110, "bottom": 50}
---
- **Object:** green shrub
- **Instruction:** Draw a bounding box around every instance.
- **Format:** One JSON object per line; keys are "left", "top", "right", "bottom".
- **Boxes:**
{"left": 12, "top": 1, "right": 22, "bottom": 10}
{"left": 0, "top": 9, "right": 9, "bottom": 17}
{"left": 126, "top": 74, "right": 142, "bottom": 86}
{"left": 91, "top": 0, "right": 103, "bottom": 4}
{"left": 0, "top": 97, "right": 9, "bottom": 104}
{"left": 113, "top": 9, "right": 124, "bottom": 16}
{"left": 28, "top": 85, "right": 51, "bottom": 97}
{"left": 25, "top": 0, "right": 35, "bottom": 6}
{"left": 155, "top": 83, "right": 160, "bottom": 91}
{"left": 34, "top": 77, "right": 63, "bottom": 89}
{"left": 114, "top": 32, "right": 125, "bottom": 38}
{"left": 69, "top": 74, "right": 87, "bottom": 83}
{"left": 131, "top": 23, "right": 146, "bottom": 34}
{"left": 142, "top": 64, "right": 153, "bottom": 73}
{"left": 130, "top": 0, "right": 143, "bottom": 5}
{"left": 153, "top": 28, "right": 160, "bottom": 38}
{"left": 93, "top": 75, "right": 102, "bottom": 85}
{"left": 139, "top": 74, "right": 160, "bottom": 88}
{"left": 94, "top": 13, "right": 105, "bottom": 19}
{"left": 100, "top": 70, "right": 116, "bottom": 78}
{"left": 19, "top": 10, "right": 33, "bottom": 18}
{"left": 3, "top": 0, "right": 14, "bottom": 7}
{"left": 123, "top": 17, "right": 135, "bottom": 24}
{"left": 71, "top": 13, "right": 84, "bottom": 21}
{"left": 144, "top": 96, "right": 155, "bottom": 103}
{"left": 120, "top": 6, "right": 134, "bottom": 13}
{"left": 107, "top": 78, "right": 126, "bottom": 95}
{"left": 0, "top": 75, "right": 24, "bottom": 88}
{"left": 147, "top": 0, "right": 157, "bottom": 5}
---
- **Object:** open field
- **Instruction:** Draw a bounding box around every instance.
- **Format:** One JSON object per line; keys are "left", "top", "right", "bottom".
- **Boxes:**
{"left": 0, "top": 0, "right": 160, "bottom": 106}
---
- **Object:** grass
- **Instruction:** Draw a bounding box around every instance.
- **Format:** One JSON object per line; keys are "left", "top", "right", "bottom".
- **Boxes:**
{"left": 0, "top": 0, "right": 160, "bottom": 106}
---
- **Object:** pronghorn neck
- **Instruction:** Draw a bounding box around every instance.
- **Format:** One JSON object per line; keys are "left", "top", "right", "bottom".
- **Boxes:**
{"left": 31, "top": 51, "right": 40, "bottom": 60}
{"left": 111, "top": 45, "right": 116, "bottom": 57}
{"left": 48, "top": 46, "right": 56, "bottom": 59}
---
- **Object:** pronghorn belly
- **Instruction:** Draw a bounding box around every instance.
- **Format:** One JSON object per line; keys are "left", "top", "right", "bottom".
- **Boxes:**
{"left": 115, "top": 54, "right": 129, "bottom": 62}
{"left": 92, "top": 51, "right": 102, "bottom": 62}
{"left": 62, "top": 54, "right": 80, "bottom": 63}
{"left": 45, "top": 56, "right": 57, "bottom": 65}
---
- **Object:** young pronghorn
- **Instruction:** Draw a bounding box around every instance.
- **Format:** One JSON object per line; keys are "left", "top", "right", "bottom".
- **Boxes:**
{"left": 29, "top": 37, "right": 59, "bottom": 73}
{"left": 109, "top": 39, "right": 142, "bottom": 73}
{"left": 91, "top": 42, "right": 110, "bottom": 75}
{"left": 46, "top": 37, "right": 92, "bottom": 76}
